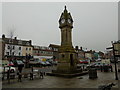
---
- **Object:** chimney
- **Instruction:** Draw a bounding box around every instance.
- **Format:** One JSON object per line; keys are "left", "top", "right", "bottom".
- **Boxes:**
{"left": 29, "top": 40, "right": 32, "bottom": 45}
{"left": 75, "top": 46, "right": 78, "bottom": 50}
{"left": 14, "top": 37, "right": 17, "bottom": 40}
{"left": 2, "top": 34, "right": 5, "bottom": 39}
{"left": 80, "top": 47, "right": 82, "bottom": 50}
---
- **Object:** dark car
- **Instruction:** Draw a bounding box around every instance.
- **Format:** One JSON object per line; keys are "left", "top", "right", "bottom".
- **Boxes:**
{"left": 87, "top": 62, "right": 112, "bottom": 71}
{"left": 12, "top": 60, "right": 24, "bottom": 67}
{"left": 45, "top": 61, "right": 52, "bottom": 66}
{"left": 39, "top": 61, "right": 46, "bottom": 67}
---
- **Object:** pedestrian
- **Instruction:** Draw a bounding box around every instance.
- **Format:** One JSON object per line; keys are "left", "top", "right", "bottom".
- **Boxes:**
{"left": 30, "top": 72, "right": 33, "bottom": 80}
{"left": 18, "top": 65, "right": 23, "bottom": 73}
{"left": 44, "top": 72, "right": 46, "bottom": 76}
{"left": 17, "top": 71, "right": 22, "bottom": 82}
{"left": 40, "top": 71, "right": 44, "bottom": 79}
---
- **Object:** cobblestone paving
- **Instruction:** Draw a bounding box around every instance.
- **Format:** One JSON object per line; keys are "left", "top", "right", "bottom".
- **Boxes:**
{"left": 2, "top": 71, "right": 119, "bottom": 88}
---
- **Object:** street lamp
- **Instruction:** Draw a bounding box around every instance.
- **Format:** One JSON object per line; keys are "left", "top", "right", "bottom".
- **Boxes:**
{"left": 112, "top": 41, "right": 119, "bottom": 80}
{"left": 106, "top": 40, "right": 120, "bottom": 80}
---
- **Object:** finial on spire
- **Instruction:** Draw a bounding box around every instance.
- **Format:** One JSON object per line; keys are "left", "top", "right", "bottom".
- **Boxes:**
{"left": 65, "top": 5, "right": 66, "bottom": 10}
{"left": 64, "top": 5, "right": 67, "bottom": 13}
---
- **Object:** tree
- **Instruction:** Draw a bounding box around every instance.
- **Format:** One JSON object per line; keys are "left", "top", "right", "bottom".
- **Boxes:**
{"left": 7, "top": 26, "right": 16, "bottom": 60}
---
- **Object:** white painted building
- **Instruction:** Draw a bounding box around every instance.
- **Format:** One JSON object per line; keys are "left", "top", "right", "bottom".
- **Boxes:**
{"left": 4, "top": 44, "right": 23, "bottom": 56}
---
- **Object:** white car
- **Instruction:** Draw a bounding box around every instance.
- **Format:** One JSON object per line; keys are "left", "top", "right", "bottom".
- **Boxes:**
{"left": 2, "top": 66, "right": 16, "bottom": 73}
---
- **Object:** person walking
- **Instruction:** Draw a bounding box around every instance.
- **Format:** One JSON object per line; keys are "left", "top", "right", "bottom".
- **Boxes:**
{"left": 40, "top": 71, "right": 44, "bottom": 79}
{"left": 17, "top": 71, "right": 22, "bottom": 82}
{"left": 30, "top": 72, "right": 33, "bottom": 80}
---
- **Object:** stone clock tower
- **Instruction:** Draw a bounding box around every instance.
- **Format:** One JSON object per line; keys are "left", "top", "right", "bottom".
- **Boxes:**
{"left": 56, "top": 6, "right": 78, "bottom": 74}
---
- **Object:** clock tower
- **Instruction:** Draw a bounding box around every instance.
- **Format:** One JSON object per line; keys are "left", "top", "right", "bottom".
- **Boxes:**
{"left": 56, "top": 6, "right": 78, "bottom": 73}
{"left": 59, "top": 6, "right": 73, "bottom": 47}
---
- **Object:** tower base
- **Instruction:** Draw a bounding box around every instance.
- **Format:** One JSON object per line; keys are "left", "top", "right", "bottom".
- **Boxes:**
{"left": 46, "top": 70, "right": 88, "bottom": 78}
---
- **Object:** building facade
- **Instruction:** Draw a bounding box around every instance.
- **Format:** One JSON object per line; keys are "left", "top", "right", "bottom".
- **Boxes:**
{"left": 33, "top": 45, "right": 53, "bottom": 60}
{"left": 22, "top": 46, "right": 33, "bottom": 56}
{"left": 49, "top": 44, "right": 59, "bottom": 61}
{"left": 85, "top": 50, "right": 94, "bottom": 60}
{"left": 78, "top": 48, "right": 85, "bottom": 60}
{"left": 0, "top": 39, "right": 3, "bottom": 60}
{"left": 1, "top": 34, "right": 33, "bottom": 60}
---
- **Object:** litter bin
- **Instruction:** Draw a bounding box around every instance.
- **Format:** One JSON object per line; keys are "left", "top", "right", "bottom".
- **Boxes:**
{"left": 89, "top": 68, "right": 97, "bottom": 79}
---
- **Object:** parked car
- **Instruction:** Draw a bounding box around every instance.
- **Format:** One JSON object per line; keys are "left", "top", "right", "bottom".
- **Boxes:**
{"left": 79, "top": 60, "right": 89, "bottom": 64}
{"left": 39, "top": 61, "right": 46, "bottom": 67}
{"left": 8, "top": 61, "right": 14, "bottom": 66}
{"left": 2, "top": 60, "right": 9, "bottom": 67}
{"left": 12, "top": 60, "right": 24, "bottom": 67}
{"left": 45, "top": 61, "right": 52, "bottom": 66}
{"left": 87, "top": 62, "right": 112, "bottom": 70}
{"left": 94, "top": 62, "right": 103, "bottom": 70}
{"left": 95, "top": 58, "right": 101, "bottom": 62}
{"left": 2, "top": 66, "right": 16, "bottom": 73}
{"left": 52, "top": 61, "right": 58, "bottom": 65}
{"left": 29, "top": 59, "right": 40, "bottom": 67}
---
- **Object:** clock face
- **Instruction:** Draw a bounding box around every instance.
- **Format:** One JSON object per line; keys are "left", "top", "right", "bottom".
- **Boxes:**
{"left": 61, "top": 19, "right": 65, "bottom": 24}
{"left": 68, "top": 19, "right": 71, "bottom": 23}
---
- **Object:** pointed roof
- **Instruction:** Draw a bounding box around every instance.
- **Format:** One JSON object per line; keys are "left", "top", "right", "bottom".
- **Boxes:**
{"left": 59, "top": 6, "right": 73, "bottom": 22}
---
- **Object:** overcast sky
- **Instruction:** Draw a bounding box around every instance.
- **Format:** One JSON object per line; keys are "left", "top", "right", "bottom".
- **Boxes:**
{"left": 2, "top": 2, "right": 118, "bottom": 52}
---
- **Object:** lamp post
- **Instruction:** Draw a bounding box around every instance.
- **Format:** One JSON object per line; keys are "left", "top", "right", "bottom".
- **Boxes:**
{"left": 112, "top": 42, "right": 118, "bottom": 80}
{"left": 106, "top": 40, "right": 120, "bottom": 80}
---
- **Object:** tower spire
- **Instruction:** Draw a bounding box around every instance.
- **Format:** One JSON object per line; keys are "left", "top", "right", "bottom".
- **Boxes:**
{"left": 65, "top": 5, "right": 66, "bottom": 10}
{"left": 64, "top": 5, "right": 67, "bottom": 13}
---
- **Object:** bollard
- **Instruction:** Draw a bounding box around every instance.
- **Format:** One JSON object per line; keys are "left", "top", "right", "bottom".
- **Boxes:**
{"left": 2, "top": 67, "right": 5, "bottom": 80}
{"left": 7, "top": 66, "right": 10, "bottom": 84}
{"left": 18, "top": 71, "right": 22, "bottom": 82}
